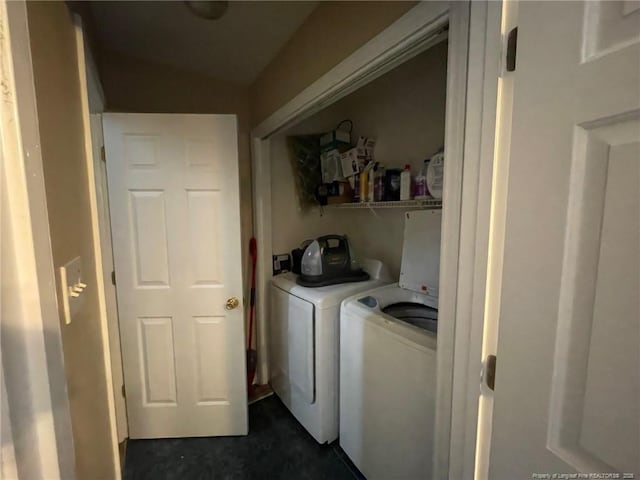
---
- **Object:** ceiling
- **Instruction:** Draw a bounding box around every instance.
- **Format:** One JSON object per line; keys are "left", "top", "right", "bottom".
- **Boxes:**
{"left": 89, "top": 1, "right": 318, "bottom": 86}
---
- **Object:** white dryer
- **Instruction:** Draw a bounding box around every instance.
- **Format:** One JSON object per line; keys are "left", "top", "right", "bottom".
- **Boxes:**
{"left": 269, "top": 259, "right": 390, "bottom": 444}
{"left": 340, "top": 210, "right": 441, "bottom": 479}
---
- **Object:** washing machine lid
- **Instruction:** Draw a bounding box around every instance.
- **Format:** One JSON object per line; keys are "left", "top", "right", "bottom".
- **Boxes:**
{"left": 399, "top": 210, "right": 441, "bottom": 300}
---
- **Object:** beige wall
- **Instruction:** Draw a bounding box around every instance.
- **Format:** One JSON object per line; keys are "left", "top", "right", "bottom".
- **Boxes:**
{"left": 249, "top": 1, "right": 416, "bottom": 127}
{"left": 26, "top": 2, "right": 117, "bottom": 478}
{"left": 271, "top": 42, "right": 448, "bottom": 278}
{"left": 99, "top": 49, "right": 249, "bottom": 116}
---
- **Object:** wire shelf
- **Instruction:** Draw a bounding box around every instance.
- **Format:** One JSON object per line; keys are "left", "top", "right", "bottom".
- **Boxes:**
{"left": 325, "top": 199, "right": 442, "bottom": 210}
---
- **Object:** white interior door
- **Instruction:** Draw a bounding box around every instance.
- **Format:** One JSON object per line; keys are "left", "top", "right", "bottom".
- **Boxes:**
{"left": 103, "top": 113, "right": 247, "bottom": 438}
{"left": 489, "top": 1, "right": 639, "bottom": 477}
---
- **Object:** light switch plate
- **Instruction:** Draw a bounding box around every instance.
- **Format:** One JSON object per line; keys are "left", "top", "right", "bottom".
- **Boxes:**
{"left": 59, "top": 256, "right": 85, "bottom": 325}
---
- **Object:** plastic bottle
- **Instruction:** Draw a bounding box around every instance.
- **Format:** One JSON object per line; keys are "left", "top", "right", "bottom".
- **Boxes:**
{"left": 367, "top": 163, "right": 377, "bottom": 202}
{"left": 359, "top": 169, "right": 368, "bottom": 203}
{"left": 374, "top": 166, "right": 385, "bottom": 201}
{"left": 400, "top": 164, "right": 412, "bottom": 201}
{"left": 352, "top": 174, "right": 361, "bottom": 202}
{"left": 414, "top": 160, "right": 428, "bottom": 199}
{"left": 426, "top": 152, "right": 444, "bottom": 200}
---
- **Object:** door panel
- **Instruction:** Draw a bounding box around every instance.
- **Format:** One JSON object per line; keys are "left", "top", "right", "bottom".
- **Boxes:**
{"left": 489, "top": 1, "right": 639, "bottom": 477}
{"left": 193, "top": 317, "right": 228, "bottom": 404}
{"left": 547, "top": 117, "right": 639, "bottom": 473}
{"left": 138, "top": 316, "right": 177, "bottom": 405}
{"left": 187, "top": 190, "right": 222, "bottom": 286}
{"left": 130, "top": 190, "right": 170, "bottom": 286}
{"left": 104, "top": 113, "right": 246, "bottom": 438}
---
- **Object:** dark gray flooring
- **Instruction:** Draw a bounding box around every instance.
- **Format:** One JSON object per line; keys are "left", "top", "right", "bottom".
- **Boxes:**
{"left": 123, "top": 395, "right": 364, "bottom": 480}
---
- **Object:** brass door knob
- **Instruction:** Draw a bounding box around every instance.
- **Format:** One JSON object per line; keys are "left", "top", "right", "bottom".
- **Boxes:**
{"left": 225, "top": 297, "right": 240, "bottom": 310}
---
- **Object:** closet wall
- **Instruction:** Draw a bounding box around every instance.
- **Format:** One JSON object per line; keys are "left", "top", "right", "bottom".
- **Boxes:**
{"left": 270, "top": 41, "right": 448, "bottom": 278}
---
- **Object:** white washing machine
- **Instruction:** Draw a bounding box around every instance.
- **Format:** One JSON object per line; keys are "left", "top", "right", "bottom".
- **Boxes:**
{"left": 340, "top": 210, "right": 441, "bottom": 479}
{"left": 269, "top": 258, "right": 391, "bottom": 444}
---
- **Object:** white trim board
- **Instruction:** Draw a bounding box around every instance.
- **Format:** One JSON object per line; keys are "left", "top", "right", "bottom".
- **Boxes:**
{"left": 74, "top": 14, "right": 128, "bottom": 448}
{"left": 249, "top": 1, "right": 498, "bottom": 477}
{"left": 250, "top": 134, "right": 272, "bottom": 388}
{"left": 433, "top": 3, "right": 471, "bottom": 479}
{"left": 73, "top": 15, "right": 123, "bottom": 476}
{"left": 90, "top": 113, "right": 129, "bottom": 445}
{"left": 448, "top": 2, "right": 504, "bottom": 479}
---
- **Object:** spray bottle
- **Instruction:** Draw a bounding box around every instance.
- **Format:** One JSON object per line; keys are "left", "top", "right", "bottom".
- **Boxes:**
{"left": 400, "top": 164, "right": 412, "bottom": 201}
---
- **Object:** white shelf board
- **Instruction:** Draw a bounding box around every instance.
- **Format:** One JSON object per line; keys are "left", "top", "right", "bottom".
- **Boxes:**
{"left": 325, "top": 199, "right": 442, "bottom": 210}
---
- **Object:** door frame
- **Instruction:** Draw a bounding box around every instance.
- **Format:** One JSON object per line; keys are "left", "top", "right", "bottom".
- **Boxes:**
{"left": 250, "top": 1, "right": 502, "bottom": 477}
{"left": 447, "top": 2, "right": 505, "bottom": 478}
{"left": 73, "top": 16, "right": 129, "bottom": 445}
{"left": 73, "top": 14, "right": 128, "bottom": 455}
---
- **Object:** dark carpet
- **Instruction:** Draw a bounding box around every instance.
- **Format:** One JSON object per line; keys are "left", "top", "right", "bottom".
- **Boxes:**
{"left": 123, "top": 395, "right": 364, "bottom": 480}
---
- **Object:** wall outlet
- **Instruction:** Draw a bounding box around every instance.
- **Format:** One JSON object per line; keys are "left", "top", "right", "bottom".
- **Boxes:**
{"left": 272, "top": 254, "right": 291, "bottom": 275}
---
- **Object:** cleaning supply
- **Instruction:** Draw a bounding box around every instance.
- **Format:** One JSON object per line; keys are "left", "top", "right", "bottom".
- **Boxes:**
{"left": 359, "top": 169, "right": 368, "bottom": 203}
{"left": 297, "top": 235, "right": 369, "bottom": 287}
{"left": 414, "top": 159, "right": 428, "bottom": 199}
{"left": 359, "top": 161, "right": 375, "bottom": 203}
{"left": 352, "top": 174, "right": 361, "bottom": 202}
{"left": 426, "top": 151, "right": 444, "bottom": 199}
{"left": 374, "top": 165, "right": 385, "bottom": 201}
{"left": 384, "top": 168, "right": 402, "bottom": 201}
{"left": 367, "top": 163, "right": 377, "bottom": 202}
{"left": 400, "top": 164, "right": 412, "bottom": 200}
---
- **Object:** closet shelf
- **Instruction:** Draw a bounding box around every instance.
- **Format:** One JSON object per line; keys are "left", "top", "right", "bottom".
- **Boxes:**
{"left": 325, "top": 199, "right": 442, "bottom": 210}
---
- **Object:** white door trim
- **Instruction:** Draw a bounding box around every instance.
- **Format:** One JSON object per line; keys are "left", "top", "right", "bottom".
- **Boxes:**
{"left": 448, "top": 2, "right": 505, "bottom": 479}
{"left": 73, "top": 15, "right": 123, "bottom": 471}
{"left": 1, "top": 0, "right": 75, "bottom": 477}
{"left": 251, "top": 132, "right": 272, "bottom": 385}
{"left": 250, "top": 2, "right": 500, "bottom": 477}
{"left": 88, "top": 113, "right": 129, "bottom": 443}
{"left": 73, "top": 15, "right": 128, "bottom": 445}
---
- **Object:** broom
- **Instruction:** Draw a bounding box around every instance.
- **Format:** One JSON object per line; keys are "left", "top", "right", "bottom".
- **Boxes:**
{"left": 246, "top": 237, "right": 258, "bottom": 388}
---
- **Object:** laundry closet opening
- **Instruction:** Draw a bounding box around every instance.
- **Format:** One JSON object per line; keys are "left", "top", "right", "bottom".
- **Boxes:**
{"left": 270, "top": 41, "right": 448, "bottom": 277}
{"left": 267, "top": 36, "right": 450, "bottom": 479}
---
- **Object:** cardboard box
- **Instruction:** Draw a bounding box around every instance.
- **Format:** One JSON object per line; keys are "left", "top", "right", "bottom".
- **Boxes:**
{"left": 327, "top": 195, "right": 352, "bottom": 205}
